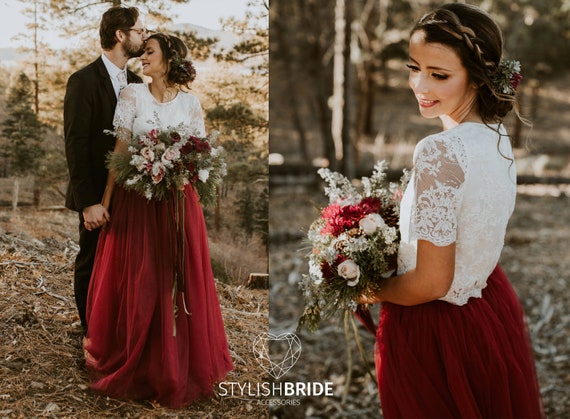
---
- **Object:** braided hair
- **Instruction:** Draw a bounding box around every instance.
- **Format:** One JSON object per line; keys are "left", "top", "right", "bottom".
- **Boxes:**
{"left": 411, "top": 3, "right": 517, "bottom": 123}
{"left": 147, "top": 33, "right": 197, "bottom": 90}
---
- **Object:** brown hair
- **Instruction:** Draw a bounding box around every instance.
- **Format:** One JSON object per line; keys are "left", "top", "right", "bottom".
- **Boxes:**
{"left": 411, "top": 3, "right": 518, "bottom": 123}
{"left": 99, "top": 6, "right": 140, "bottom": 50}
{"left": 147, "top": 33, "right": 197, "bottom": 89}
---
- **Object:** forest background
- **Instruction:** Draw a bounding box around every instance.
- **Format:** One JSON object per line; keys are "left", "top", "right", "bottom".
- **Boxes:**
{"left": 0, "top": 0, "right": 270, "bottom": 417}
{"left": 269, "top": 0, "right": 570, "bottom": 418}
{"left": 1, "top": 0, "right": 269, "bottom": 273}
{"left": 1, "top": 0, "right": 570, "bottom": 417}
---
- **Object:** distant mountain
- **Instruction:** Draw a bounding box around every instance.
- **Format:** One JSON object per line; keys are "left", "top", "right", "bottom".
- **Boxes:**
{"left": 0, "top": 24, "right": 242, "bottom": 67}
{"left": 172, "top": 22, "right": 241, "bottom": 53}
{"left": 0, "top": 48, "right": 26, "bottom": 66}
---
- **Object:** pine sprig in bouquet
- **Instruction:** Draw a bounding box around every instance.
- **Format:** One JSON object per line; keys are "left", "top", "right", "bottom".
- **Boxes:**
{"left": 298, "top": 161, "right": 409, "bottom": 333}
{"left": 107, "top": 123, "right": 226, "bottom": 206}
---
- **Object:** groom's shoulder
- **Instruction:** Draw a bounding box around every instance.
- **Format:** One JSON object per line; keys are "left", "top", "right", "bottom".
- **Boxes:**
{"left": 68, "top": 57, "right": 104, "bottom": 81}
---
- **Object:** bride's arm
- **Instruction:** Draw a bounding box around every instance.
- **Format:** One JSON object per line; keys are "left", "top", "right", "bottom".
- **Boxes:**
{"left": 101, "top": 128, "right": 131, "bottom": 212}
{"left": 102, "top": 86, "right": 137, "bottom": 216}
{"left": 360, "top": 240, "right": 455, "bottom": 306}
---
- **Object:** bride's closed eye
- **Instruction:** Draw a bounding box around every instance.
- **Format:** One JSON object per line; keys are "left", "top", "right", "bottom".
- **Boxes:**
{"left": 431, "top": 72, "right": 448, "bottom": 80}
{"left": 406, "top": 64, "right": 448, "bottom": 80}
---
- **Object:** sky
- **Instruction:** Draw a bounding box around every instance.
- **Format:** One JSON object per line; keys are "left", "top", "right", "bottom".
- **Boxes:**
{"left": 0, "top": 0, "right": 255, "bottom": 49}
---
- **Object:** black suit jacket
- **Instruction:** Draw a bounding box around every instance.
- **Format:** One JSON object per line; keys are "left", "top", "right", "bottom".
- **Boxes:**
{"left": 64, "top": 56, "right": 142, "bottom": 212}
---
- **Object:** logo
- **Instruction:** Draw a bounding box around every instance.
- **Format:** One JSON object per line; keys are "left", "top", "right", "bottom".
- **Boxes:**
{"left": 252, "top": 333, "right": 302, "bottom": 380}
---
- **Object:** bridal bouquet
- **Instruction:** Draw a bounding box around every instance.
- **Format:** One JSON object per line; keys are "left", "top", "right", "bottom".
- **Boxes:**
{"left": 107, "top": 125, "right": 226, "bottom": 206}
{"left": 298, "top": 161, "right": 409, "bottom": 332}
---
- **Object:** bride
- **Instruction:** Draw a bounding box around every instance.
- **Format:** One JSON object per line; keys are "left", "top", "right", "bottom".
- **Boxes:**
{"left": 83, "top": 33, "right": 233, "bottom": 408}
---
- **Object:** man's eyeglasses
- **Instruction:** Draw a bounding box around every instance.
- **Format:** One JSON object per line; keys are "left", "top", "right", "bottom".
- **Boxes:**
{"left": 127, "top": 28, "right": 148, "bottom": 35}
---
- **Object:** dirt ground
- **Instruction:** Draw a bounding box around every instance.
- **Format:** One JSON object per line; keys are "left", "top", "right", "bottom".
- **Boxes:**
{"left": 269, "top": 183, "right": 570, "bottom": 418}
{"left": 0, "top": 206, "right": 269, "bottom": 419}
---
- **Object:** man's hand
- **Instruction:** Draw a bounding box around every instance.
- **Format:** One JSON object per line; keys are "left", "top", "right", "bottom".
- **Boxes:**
{"left": 82, "top": 204, "right": 110, "bottom": 231}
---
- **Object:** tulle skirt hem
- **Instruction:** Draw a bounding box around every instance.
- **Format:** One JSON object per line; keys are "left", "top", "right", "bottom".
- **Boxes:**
{"left": 375, "top": 265, "right": 544, "bottom": 419}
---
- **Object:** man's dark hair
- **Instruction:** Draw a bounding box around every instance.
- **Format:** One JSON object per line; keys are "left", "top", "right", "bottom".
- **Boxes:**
{"left": 99, "top": 6, "right": 139, "bottom": 50}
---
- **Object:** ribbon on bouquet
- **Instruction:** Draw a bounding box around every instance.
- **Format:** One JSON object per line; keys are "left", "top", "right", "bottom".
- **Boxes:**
{"left": 168, "top": 189, "right": 192, "bottom": 337}
{"left": 353, "top": 305, "right": 377, "bottom": 336}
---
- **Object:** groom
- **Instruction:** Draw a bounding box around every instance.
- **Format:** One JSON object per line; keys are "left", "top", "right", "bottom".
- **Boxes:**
{"left": 64, "top": 6, "right": 148, "bottom": 334}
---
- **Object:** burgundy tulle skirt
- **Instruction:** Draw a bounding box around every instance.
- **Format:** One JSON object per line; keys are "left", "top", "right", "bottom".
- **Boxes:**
{"left": 84, "top": 185, "right": 233, "bottom": 408}
{"left": 374, "top": 265, "right": 544, "bottom": 418}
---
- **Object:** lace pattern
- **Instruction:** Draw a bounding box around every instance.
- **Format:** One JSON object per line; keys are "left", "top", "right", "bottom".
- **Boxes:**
{"left": 413, "top": 135, "right": 467, "bottom": 246}
{"left": 398, "top": 123, "right": 516, "bottom": 305}
{"left": 113, "top": 84, "right": 206, "bottom": 139}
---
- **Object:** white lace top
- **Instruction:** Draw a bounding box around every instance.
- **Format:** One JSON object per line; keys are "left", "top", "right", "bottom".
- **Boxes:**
{"left": 113, "top": 83, "right": 206, "bottom": 137}
{"left": 397, "top": 122, "right": 517, "bottom": 305}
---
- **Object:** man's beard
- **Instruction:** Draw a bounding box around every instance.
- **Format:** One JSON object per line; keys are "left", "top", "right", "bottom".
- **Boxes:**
{"left": 123, "top": 38, "right": 144, "bottom": 58}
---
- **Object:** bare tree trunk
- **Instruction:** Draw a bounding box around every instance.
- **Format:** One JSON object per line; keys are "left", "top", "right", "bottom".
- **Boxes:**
{"left": 291, "top": 94, "right": 310, "bottom": 163}
{"left": 33, "top": 176, "right": 41, "bottom": 208}
{"left": 331, "top": 0, "right": 346, "bottom": 166}
{"left": 272, "top": 2, "right": 310, "bottom": 164}
{"left": 12, "top": 177, "right": 20, "bottom": 211}
{"left": 342, "top": 1, "right": 355, "bottom": 179}
{"left": 33, "top": 0, "right": 40, "bottom": 115}
{"left": 316, "top": 86, "right": 337, "bottom": 171}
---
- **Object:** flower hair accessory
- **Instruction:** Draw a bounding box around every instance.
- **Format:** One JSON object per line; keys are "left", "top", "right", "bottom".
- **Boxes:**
{"left": 171, "top": 54, "right": 197, "bottom": 78}
{"left": 493, "top": 60, "right": 522, "bottom": 95}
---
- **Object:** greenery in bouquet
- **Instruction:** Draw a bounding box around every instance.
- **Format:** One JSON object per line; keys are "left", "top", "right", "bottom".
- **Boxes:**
{"left": 298, "top": 161, "right": 410, "bottom": 333}
{"left": 106, "top": 124, "right": 226, "bottom": 206}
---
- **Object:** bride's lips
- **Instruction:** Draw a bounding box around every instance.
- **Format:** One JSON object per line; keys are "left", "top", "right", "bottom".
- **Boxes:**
{"left": 418, "top": 98, "right": 439, "bottom": 108}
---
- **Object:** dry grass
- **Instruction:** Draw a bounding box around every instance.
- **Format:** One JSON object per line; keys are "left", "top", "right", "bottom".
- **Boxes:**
{"left": 269, "top": 185, "right": 570, "bottom": 418}
{"left": 0, "top": 208, "right": 269, "bottom": 418}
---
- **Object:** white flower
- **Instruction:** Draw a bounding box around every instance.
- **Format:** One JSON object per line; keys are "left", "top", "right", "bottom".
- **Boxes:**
{"left": 151, "top": 162, "right": 165, "bottom": 184}
{"left": 161, "top": 147, "right": 180, "bottom": 166}
{"left": 383, "top": 226, "right": 398, "bottom": 244}
{"left": 211, "top": 146, "right": 223, "bottom": 157}
{"left": 140, "top": 147, "right": 155, "bottom": 161}
{"left": 359, "top": 213, "right": 386, "bottom": 235}
{"left": 309, "top": 260, "right": 324, "bottom": 285}
{"left": 338, "top": 260, "right": 360, "bottom": 286}
{"left": 130, "top": 155, "right": 148, "bottom": 172}
{"left": 198, "top": 169, "right": 210, "bottom": 182}
{"left": 125, "top": 174, "right": 142, "bottom": 186}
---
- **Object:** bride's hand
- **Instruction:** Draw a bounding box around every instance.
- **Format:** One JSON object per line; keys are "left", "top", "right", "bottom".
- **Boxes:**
{"left": 357, "top": 291, "right": 381, "bottom": 305}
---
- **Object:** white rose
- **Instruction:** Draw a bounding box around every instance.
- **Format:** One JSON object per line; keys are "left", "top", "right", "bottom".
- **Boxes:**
{"left": 359, "top": 213, "right": 386, "bottom": 235}
{"left": 161, "top": 147, "right": 180, "bottom": 165}
{"left": 198, "top": 169, "right": 210, "bottom": 182}
{"left": 337, "top": 260, "right": 360, "bottom": 286}
{"left": 140, "top": 147, "right": 155, "bottom": 161}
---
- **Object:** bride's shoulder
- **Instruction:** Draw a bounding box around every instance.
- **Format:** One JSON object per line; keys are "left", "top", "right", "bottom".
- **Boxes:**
{"left": 120, "top": 83, "right": 146, "bottom": 96}
{"left": 178, "top": 90, "right": 201, "bottom": 103}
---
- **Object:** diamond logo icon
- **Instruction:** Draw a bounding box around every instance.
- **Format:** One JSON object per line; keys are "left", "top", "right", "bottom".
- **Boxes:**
{"left": 252, "top": 333, "right": 302, "bottom": 380}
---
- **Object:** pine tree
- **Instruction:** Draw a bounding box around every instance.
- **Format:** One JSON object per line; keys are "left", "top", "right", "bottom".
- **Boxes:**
{"left": 1, "top": 72, "right": 44, "bottom": 209}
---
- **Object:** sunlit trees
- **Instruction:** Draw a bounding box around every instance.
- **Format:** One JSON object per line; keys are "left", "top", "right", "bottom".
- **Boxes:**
{"left": 1, "top": 72, "right": 44, "bottom": 209}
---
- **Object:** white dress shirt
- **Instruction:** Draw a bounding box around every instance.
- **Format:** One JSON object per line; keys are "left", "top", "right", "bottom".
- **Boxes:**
{"left": 101, "top": 53, "right": 127, "bottom": 98}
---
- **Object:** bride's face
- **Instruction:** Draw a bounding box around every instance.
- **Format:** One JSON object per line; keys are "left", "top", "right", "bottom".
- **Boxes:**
{"left": 407, "top": 30, "right": 479, "bottom": 127}
{"left": 140, "top": 38, "right": 167, "bottom": 78}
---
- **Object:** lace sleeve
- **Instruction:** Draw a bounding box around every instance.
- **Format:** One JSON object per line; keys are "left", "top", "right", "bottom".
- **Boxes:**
{"left": 412, "top": 135, "right": 467, "bottom": 246}
{"left": 113, "top": 85, "right": 137, "bottom": 134}
{"left": 187, "top": 95, "right": 206, "bottom": 136}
